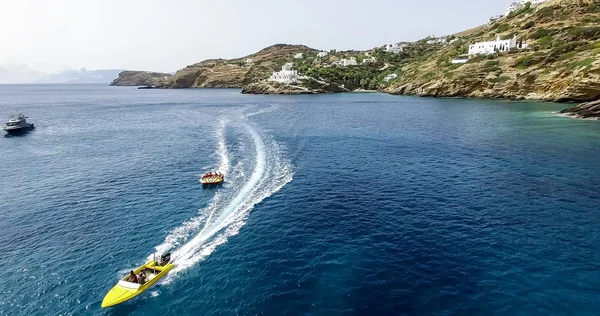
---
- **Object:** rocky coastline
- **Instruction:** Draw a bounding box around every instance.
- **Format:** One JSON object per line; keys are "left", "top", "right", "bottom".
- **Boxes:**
{"left": 560, "top": 99, "right": 600, "bottom": 119}
{"left": 109, "top": 0, "right": 600, "bottom": 118}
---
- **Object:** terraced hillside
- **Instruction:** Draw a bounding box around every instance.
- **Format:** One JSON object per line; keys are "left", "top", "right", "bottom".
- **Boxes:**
{"left": 382, "top": 0, "right": 600, "bottom": 102}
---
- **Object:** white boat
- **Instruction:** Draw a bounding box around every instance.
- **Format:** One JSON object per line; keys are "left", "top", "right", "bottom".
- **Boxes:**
{"left": 3, "top": 113, "right": 34, "bottom": 135}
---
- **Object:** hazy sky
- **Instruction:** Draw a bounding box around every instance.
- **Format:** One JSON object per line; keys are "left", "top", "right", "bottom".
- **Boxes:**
{"left": 0, "top": 0, "right": 506, "bottom": 73}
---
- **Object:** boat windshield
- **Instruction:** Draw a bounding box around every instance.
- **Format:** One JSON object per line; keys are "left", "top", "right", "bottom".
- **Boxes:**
{"left": 6, "top": 122, "right": 22, "bottom": 126}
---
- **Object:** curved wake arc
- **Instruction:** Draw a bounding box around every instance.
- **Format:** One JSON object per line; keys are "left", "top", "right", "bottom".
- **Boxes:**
{"left": 151, "top": 107, "right": 293, "bottom": 282}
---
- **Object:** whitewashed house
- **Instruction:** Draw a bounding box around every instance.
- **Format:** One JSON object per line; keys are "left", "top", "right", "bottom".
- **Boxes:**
{"left": 505, "top": 0, "right": 549, "bottom": 16}
{"left": 342, "top": 57, "right": 357, "bottom": 66}
{"left": 245, "top": 58, "right": 253, "bottom": 64}
{"left": 317, "top": 51, "right": 328, "bottom": 58}
{"left": 426, "top": 37, "right": 446, "bottom": 45}
{"left": 269, "top": 63, "right": 300, "bottom": 84}
{"left": 384, "top": 74, "right": 398, "bottom": 82}
{"left": 468, "top": 35, "right": 519, "bottom": 55}
{"left": 385, "top": 43, "right": 404, "bottom": 54}
{"left": 334, "top": 57, "right": 358, "bottom": 66}
{"left": 294, "top": 53, "right": 303, "bottom": 59}
{"left": 363, "top": 57, "right": 376, "bottom": 63}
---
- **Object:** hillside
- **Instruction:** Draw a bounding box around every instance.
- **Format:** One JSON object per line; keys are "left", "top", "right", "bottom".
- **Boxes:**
{"left": 382, "top": 0, "right": 600, "bottom": 102}
{"left": 107, "top": 0, "right": 600, "bottom": 111}
{"left": 110, "top": 71, "right": 172, "bottom": 86}
{"left": 155, "top": 44, "right": 319, "bottom": 88}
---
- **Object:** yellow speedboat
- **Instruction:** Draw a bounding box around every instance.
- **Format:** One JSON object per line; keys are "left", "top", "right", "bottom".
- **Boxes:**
{"left": 101, "top": 253, "right": 174, "bottom": 308}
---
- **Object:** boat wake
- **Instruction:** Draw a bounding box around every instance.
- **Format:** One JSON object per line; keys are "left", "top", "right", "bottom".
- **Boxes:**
{"left": 151, "top": 106, "right": 293, "bottom": 282}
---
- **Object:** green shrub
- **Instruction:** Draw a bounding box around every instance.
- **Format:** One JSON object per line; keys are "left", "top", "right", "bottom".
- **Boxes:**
{"left": 423, "top": 72, "right": 436, "bottom": 80}
{"left": 542, "top": 42, "right": 584, "bottom": 64}
{"left": 586, "top": 3, "right": 600, "bottom": 13}
{"left": 552, "top": 41, "right": 588, "bottom": 55}
{"left": 530, "top": 28, "right": 555, "bottom": 39}
{"left": 536, "top": 35, "right": 554, "bottom": 48}
{"left": 484, "top": 60, "right": 500, "bottom": 68}
{"left": 554, "top": 51, "right": 577, "bottom": 63}
{"left": 496, "top": 24, "right": 510, "bottom": 33}
{"left": 448, "top": 42, "right": 468, "bottom": 58}
{"left": 565, "top": 58, "right": 595, "bottom": 70}
{"left": 501, "top": 33, "right": 515, "bottom": 40}
{"left": 489, "top": 76, "right": 511, "bottom": 83}
{"left": 447, "top": 63, "right": 464, "bottom": 70}
{"left": 568, "top": 27, "right": 600, "bottom": 40}
{"left": 521, "top": 21, "right": 535, "bottom": 30}
{"left": 515, "top": 55, "right": 539, "bottom": 68}
{"left": 468, "top": 55, "right": 488, "bottom": 63}
{"left": 536, "top": 6, "right": 557, "bottom": 19}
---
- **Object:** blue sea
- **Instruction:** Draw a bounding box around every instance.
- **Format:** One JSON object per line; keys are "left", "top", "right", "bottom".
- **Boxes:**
{"left": 1, "top": 85, "right": 600, "bottom": 315}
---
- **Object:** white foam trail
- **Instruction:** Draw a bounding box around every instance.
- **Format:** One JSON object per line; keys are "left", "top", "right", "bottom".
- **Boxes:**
{"left": 216, "top": 119, "right": 230, "bottom": 175}
{"left": 152, "top": 106, "right": 293, "bottom": 282}
{"left": 171, "top": 122, "right": 266, "bottom": 268}
{"left": 153, "top": 120, "right": 232, "bottom": 256}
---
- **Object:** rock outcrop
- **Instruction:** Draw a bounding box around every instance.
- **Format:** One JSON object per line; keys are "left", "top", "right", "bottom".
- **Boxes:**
{"left": 242, "top": 82, "right": 316, "bottom": 95}
{"left": 560, "top": 99, "right": 600, "bottom": 118}
{"left": 109, "top": 71, "right": 171, "bottom": 86}
{"left": 241, "top": 80, "right": 347, "bottom": 95}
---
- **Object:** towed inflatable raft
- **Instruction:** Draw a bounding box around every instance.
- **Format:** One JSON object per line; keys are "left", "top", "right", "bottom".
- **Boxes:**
{"left": 201, "top": 172, "right": 224, "bottom": 186}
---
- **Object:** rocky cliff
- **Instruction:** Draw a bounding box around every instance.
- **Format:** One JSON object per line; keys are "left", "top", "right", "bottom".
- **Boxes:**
{"left": 382, "top": 0, "right": 600, "bottom": 105}
{"left": 109, "top": 71, "right": 172, "bottom": 86}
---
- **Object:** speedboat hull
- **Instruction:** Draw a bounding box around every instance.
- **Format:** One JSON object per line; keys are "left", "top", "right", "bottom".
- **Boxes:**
{"left": 4, "top": 124, "right": 34, "bottom": 135}
{"left": 101, "top": 260, "right": 174, "bottom": 308}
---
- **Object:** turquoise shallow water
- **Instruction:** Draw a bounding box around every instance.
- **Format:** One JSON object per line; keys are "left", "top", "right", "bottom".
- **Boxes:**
{"left": 1, "top": 85, "right": 600, "bottom": 315}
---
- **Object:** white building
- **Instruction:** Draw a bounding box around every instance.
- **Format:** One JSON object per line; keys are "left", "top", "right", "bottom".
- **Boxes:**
{"left": 385, "top": 43, "right": 404, "bottom": 54}
{"left": 294, "top": 53, "right": 303, "bottom": 59}
{"left": 317, "top": 51, "right": 328, "bottom": 58}
{"left": 451, "top": 58, "right": 468, "bottom": 64}
{"left": 384, "top": 74, "right": 398, "bottom": 82}
{"left": 363, "top": 57, "right": 376, "bottom": 63}
{"left": 269, "top": 63, "right": 300, "bottom": 84}
{"left": 505, "top": 0, "right": 549, "bottom": 16}
{"left": 245, "top": 58, "right": 253, "bottom": 64}
{"left": 342, "top": 57, "right": 357, "bottom": 66}
{"left": 468, "top": 35, "right": 519, "bottom": 56}
{"left": 334, "top": 57, "right": 358, "bottom": 67}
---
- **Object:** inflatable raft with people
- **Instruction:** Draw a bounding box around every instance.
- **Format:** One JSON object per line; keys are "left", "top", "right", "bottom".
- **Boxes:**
{"left": 201, "top": 172, "right": 224, "bottom": 186}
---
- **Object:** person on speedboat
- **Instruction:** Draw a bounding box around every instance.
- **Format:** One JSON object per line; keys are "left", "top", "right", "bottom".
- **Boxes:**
{"left": 138, "top": 271, "right": 147, "bottom": 285}
{"left": 128, "top": 271, "right": 138, "bottom": 283}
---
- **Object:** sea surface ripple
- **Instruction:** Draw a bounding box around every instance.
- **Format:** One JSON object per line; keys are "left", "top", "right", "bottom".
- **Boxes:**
{"left": 1, "top": 85, "right": 599, "bottom": 315}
